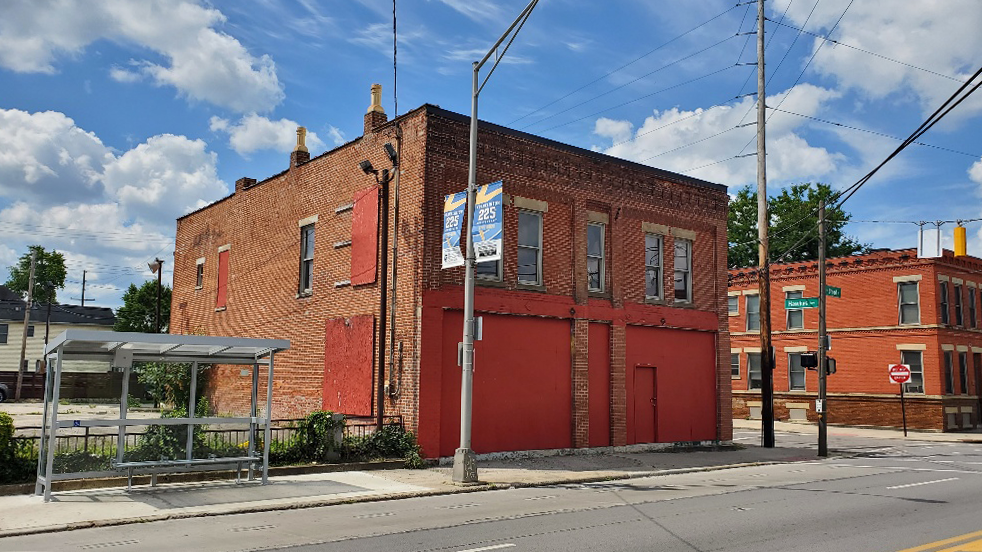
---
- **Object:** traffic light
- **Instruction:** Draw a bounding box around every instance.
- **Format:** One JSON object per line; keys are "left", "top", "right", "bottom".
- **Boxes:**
{"left": 954, "top": 225, "right": 967, "bottom": 257}
{"left": 825, "top": 357, "right": 836, "bottom": 375}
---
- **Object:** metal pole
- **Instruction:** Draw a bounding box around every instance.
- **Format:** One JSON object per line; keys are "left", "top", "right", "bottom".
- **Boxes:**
{"left": 43, "top": 350, "right": 63, "bottom": 502}
{"left": 186, "top": 361, "right": 198, "bottom": 461}
{"left": 756, "top": 0, "right": 775, "bottom": 448}
{"left": 376, "top": 169, "right": 390, "bottom": 432}
{"left": 900, "top": 382, "right": 908, "bottom": 437}
{"left": 818, "top": 200, "right": 828, "bottom": 457}
{"left": 35, "top": 349, "right": 53, "bottom": 496}
{"left": 16, "top": 251, "right": 37, "bottom": 400}
{"left": 81, "top": 270, "right": 86, "bottom": 306}
{"left": 248, "top": 361, "right": 259, "bottom": 480}
{"left": 453, "top": 62, "right": 480, "bottom": 485}
{"left": 387, "top": 127, "right": 402, "bottom": 397}
{"left": 155, "top": 258, "right": 163, "bottom": 333}
{"left": 262, "top": 352, "right": 275, "bottom": 484}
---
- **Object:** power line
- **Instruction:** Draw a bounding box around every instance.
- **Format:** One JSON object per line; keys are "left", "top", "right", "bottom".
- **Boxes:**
{"left": 766, "top": 18, "right": 968, "bottom": 83}
{"left": 768, "top": 107, "right": 982, "bottom": 158}
{"left": 508, "top": 3, "right": 742, "bottom": 127}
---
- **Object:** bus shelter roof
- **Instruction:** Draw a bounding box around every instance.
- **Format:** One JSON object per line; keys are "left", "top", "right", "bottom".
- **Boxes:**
{"left": 44, "top": 330, "right": 289, "bottom": 365}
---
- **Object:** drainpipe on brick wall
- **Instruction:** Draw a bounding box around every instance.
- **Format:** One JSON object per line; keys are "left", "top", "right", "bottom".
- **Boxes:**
{"left": 387, "top": 124, "right": 403, "bottom": 398}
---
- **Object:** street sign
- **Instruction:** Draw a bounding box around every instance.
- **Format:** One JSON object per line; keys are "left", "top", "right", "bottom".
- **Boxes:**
{"left": 888, "top": 364, "right": 911, "bottom": 384}
{"left": 815, "top": 399, "right": 824, "bottom": 413}
{"left": 785, "top": 297, "right": 819, "bottom": 309}
{"left": 825, "top": 285, "right": 841, "bottom": 298}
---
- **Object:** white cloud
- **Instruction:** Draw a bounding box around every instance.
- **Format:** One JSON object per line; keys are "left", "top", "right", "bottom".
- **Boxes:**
{"left": 594, "top": 84, "right": 843, "bottom": 187}
{"left": 0, "top": 0, "right": 284, "bottom": 113}
{"left": 437, "top": 0, "right": 502, "bottom": 22}
{"left": 325, "top": 125, "right": 345, "bottom": 147}
{"left": 211, "top": 114, "right": 326, "bottom": 156}
{"left": 0, "top": 107, "right": 227, "bottom": 307}
{"left": 772, "top": 0, "right": 982, "bottom": 120}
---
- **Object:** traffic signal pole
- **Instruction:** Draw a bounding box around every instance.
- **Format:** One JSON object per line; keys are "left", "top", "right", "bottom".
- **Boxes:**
{"left": 818, "top": 199, "right": 828, "bottom": 457}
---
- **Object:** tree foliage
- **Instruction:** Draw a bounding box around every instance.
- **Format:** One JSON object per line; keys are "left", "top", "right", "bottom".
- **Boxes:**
{"left": 115, "top": 280, "right": 172, "bottom": 333}
{"left": 4, "top": 245, "right": 67, "bottom": 303}
{"left": 727, "top": 183, "right": 870, "bottom": 269}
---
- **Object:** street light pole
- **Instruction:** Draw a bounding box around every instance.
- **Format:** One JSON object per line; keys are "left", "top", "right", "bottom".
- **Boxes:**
{"left": 453, "top": 0, "right": 539, "bottom": 485}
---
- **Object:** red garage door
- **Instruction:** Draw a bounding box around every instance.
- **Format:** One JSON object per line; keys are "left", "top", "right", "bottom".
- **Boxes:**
{"left": 626, "top": 326, "right": 717, "bottom": 444}
{"left": 440, "top": 312, "right": 572, "bottom": 457}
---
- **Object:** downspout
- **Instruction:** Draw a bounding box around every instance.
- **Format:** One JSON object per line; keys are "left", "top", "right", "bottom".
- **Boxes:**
{"left": 387, "top": 123, "right": 403, "bottom": 398}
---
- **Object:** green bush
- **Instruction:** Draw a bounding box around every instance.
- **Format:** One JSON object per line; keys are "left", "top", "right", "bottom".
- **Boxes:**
{"left": 0, "top": 412, "right": 36, "bottom": 484}
{"left": 126, "top": 397, "right": 211, "bottom": 461}
{"left": 345, "top": 424, "right": 425, "bottom": 468}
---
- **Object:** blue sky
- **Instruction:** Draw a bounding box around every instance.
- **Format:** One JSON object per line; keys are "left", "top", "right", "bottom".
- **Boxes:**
{"left": 1, "top": 0, "right": 981, "bottom": 309}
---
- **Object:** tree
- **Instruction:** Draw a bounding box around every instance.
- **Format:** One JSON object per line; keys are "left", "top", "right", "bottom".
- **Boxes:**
{"left": 4, "top": 245, "right": 66, "bottom": 304}
{"left": 727, "top": 183, "right": 870, "bottom": 269}
{"left": 114, "top": 280, "right": 172, "bottom": 333}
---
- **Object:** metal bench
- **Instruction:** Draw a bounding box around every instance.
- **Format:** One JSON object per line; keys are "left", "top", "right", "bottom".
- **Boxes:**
{"left": 112, "top": 456, "right": 263, "bottom": 489}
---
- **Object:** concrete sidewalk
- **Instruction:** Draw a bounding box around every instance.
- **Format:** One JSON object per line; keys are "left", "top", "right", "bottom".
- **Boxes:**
{"left": 733, "top": 418, "right": 982, "bottom": 442}
{"left": 3, "top": 419, "right": 977, "bottom": 539}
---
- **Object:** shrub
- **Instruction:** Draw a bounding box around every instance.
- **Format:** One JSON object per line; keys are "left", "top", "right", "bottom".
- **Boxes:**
{"left": 345, "top": 424, "right": 426, "bottom": 468}
{"left": 0, "top": 412, "right": 36, "bottom": 484}
{"left": 290, "top": 411, "right": 344, "bottom": 463}
{"left": 127, "top": 397, "right": 211, "bottom": 461}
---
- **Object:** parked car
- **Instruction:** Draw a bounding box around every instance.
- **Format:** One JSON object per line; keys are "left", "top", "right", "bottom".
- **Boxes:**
{"left": 0, "top": 381, "right": 9, "bottom": 402}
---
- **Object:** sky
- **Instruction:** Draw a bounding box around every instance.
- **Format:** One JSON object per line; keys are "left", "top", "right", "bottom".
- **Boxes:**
{"left": 1, "top": 0, "right": 981, "bottom": 310}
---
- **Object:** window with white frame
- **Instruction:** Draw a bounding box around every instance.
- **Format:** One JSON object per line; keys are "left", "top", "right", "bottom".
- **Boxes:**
{"left": 898, "top": 282, "right": 919, "bottom": 325}
{"left": 786, "top": 290, "right": 804, "bottom": 330}
{"left": 959, "top": 351, "right": 968, "bottom": 394}
{"left": 645, "top": 233, "right": 663, "bottom": 299}
{"left": 901, "top": 350, "right": 924, "bottom": 394}
{"left": 195, "top": 259, "right": 204, "bottom": 289}
{"left": 299, "top": 223, "right": 315, "bottom": 294}
{"left": 954, "top": 284, "right": 964, "bottom": 326}
{"left": 944, "top": 350, "right": 954, "bottom": 395}
{"left": 731, "top": 353, "right": 740, "bottom": 378}
{"left": 517, "top": 211, "right": 542, "bottom": 285}
{"left": 748, "top": 353, "right": 762, "bottom": 390}
{"left": 728, "top": 295, "right": 739, "bottom": 315}
{"left": 587, "top": 222, "right": 605, "bottom": 292}
{"left": 940, "top": 281, "right": 950, "bottom": 324}
{"left": 970, "top": 287, "right": 978, "bottom": 328}
{"left": 674, "top": 238, "right": 692, "bottom": 302}
{"left": 746, "top": 294, "right": 760, "bottom": 331}
{"left": 788, "top": 353, "right": 806, "bottom": 391}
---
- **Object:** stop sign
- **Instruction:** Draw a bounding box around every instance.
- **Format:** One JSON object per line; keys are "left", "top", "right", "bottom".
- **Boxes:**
{"left": 889, "top": 364, "right": 911, "bottom": 384}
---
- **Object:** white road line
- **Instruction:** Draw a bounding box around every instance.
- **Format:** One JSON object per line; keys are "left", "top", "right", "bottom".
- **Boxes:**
{"left": 457, "top": 544, "right": 516, "bottom": 552}
{"left": 886, "top": 477, "right": 959, "bottom": 490}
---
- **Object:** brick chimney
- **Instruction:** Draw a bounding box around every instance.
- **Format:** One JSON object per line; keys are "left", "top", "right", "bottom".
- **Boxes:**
{"left": 235, "top": 177, "right": 257, "bottom": 193}
{"left": 364, "top": 83, "right": 387, "bottom": 134}
{"left": 290, "top": 126, "right": 311, "bottom": 167}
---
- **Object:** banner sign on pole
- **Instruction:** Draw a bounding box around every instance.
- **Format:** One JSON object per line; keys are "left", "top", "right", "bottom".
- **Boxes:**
{"left": 472, "top": 180, "right": 503, "bottom": 263}
{"left": 442, "top": 191, "right": 467, "bottom": 269}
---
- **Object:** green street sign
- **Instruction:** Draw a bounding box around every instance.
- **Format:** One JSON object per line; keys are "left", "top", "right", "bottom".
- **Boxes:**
{"left": 786, "top": 297, "right": 819, "bottom": 309}
{"left": 825, "top": 285, "right": 842, "bottom": 298}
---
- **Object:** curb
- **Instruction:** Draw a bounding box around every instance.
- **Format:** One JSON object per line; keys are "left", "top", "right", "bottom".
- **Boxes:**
{"left": 0, "top": 458, "right": 808, "bottom": 539}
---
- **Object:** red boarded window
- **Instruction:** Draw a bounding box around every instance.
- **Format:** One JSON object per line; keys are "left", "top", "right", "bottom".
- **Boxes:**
{"left": 216, "top": 248, "right": 229, "bottom": 308}
{"left": 351, "top": 186, "right": 379, "bottom": 285}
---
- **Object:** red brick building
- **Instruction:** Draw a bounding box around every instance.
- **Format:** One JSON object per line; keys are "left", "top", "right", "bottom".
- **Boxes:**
{"left": 728, "top": 249, "right": 982, "bottom": 431}
{"left": 171, "top": 90, "right": 731, "bottom": 458}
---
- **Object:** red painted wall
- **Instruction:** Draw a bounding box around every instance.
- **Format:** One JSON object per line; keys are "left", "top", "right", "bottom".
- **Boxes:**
{"left": 351, "top": 186, "right": 378, "bottom": 285}
{"left": 588, "top": 322, "right": 611, "bottom": 447}
{"left": 626, "top": 326, "right": 718, "bottom": 443}
{"left": 439, "top": 311, "right": 573, "bottom": 457}
{"left": 322, "top": 315, "right": 375, "bottom": 416}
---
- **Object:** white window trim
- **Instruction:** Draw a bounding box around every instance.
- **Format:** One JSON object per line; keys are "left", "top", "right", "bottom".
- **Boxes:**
{"left": 674, "top": 238, "right": 692, "bottom": 303}
{"left": 299, "top": 222, "right": 315, "bottom": 295}
{"left": 746, "top": 294, "right": 761, "bottom": 332}
{"left": 785, "top": 290, "right": 804, "bottom": 330}
{"left": 587, "top": 221, "right": 606, "bottom": 293}
{"left": 727, "top": 295, "right": 739, "bottom": 316}
{"left": 897, "top": 281, "right": 920, "bottom": 325}
{"left": 517, "top": 209, "right": 543, "bottom": 286}
{"left": 730, "top": 352, "right": 740, "bottom": 379}
{"left": 788, "top": 353, "right": 806, "bottom": 391}
{"left": 645, "top": 233, "right": 663, "bottom": 300}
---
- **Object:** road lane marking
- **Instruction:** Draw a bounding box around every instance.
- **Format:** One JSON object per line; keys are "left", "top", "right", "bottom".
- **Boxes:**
{"left": 457, "top": 544, "right": 516, "bottom": 552}
{"left": 886, "top": 477, "right": 958, "bottom": 490}
{"left": 895, "top": 529, "right": 982, "bottom": 551}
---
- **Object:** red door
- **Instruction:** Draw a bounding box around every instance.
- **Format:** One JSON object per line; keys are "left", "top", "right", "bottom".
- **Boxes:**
{"left": 634, "top": 366, "right": 657, "bottom": 443}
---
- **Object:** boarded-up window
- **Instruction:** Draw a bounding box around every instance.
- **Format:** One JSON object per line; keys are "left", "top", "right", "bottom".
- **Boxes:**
{"left": 322, "top": 315, "right": 375, "bottom": 415}
{"left": 216, "top": 248, "right": 229, "bottom": 308}
{"left": 351, "top": 186, "right": 379, "bottom": 285}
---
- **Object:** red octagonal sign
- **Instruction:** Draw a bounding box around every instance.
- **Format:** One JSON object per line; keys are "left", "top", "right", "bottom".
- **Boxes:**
{"left": 889, "top": 364, "right": 911, "bottom": 384}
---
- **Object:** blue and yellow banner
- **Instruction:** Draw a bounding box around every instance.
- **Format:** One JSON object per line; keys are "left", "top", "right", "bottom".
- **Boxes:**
{"left": 441, "top": 191, "right": 467, "bottom": 269}
{"left": 472, "top": 180, "right": 503, "bottom": 263}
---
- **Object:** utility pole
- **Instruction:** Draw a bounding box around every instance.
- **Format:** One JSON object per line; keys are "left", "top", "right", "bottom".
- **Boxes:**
{"left": 455, "top": 0, "right": 539, "bottom": 484}
{"left": 818, "top": 199, "right": 828, "bottom": 457}
{"left": 149, "top": 258, "right": 164, "bottom": 333}
{"left": 387, "top": 127, "right": 402, "bottom": 399}
{"left": 15, "top": 251, "right": 37, "bottom": 400}
{"left": 756, "top": 0, "right": 775, "bottom": 448}
{"left": 81, "top": 270, "right": 86, "bottom": 306}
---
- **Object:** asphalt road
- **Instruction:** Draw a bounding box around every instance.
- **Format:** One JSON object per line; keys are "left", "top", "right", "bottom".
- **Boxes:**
{"left": 6, "top": 430, "right": 982, "bottom": 552}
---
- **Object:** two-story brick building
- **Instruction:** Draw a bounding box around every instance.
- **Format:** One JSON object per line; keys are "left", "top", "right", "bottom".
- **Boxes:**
{"left": 729, "top": 249, "right": 982, "bottom": 431}
{"left": 172, "top": 87, "right": 732, "bottom": 458}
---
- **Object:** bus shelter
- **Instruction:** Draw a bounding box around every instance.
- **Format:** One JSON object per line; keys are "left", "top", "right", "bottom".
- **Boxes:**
{"left": 35, "top": 330, "right": 289, "bottom": 501}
